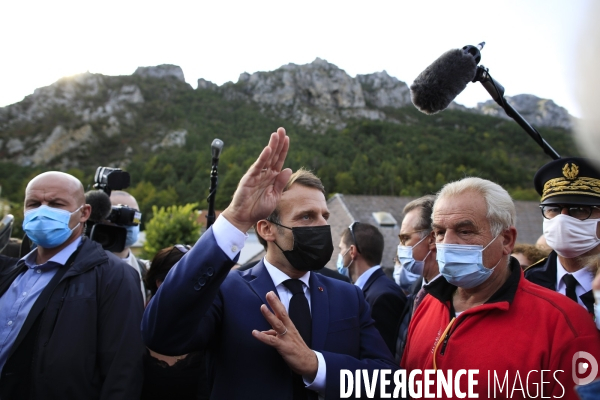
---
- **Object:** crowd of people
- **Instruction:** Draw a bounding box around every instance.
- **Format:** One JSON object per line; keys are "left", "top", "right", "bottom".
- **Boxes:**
{"left": 0, "top": 127, "right": 599, "bottom": 399}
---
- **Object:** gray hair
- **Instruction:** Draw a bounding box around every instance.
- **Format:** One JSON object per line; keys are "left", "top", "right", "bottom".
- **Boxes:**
{"left": 434, "top": 177, "right": 516, "bottom": 236}
{"left": 403, "top": 195, "right": 436, "bottom": 238}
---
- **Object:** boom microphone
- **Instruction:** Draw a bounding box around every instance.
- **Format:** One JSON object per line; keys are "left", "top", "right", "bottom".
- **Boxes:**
{"left": 85, "top": 190, "right": 112, "bottom": 222}
{"left": 410, "top": 43, "right": 484, "bottom": 114}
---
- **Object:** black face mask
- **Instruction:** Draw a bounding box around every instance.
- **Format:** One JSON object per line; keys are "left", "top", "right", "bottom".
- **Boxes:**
{"left": 270, "top": 222, "right": 334, "bottom": 272}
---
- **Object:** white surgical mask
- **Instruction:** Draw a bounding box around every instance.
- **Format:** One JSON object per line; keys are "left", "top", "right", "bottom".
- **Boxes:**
{"left": 543, "top": 214, "right": 600, "bottom": 258}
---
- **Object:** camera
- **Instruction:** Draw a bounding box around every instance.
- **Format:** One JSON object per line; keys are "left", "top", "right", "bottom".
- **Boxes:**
{"left": 93, "top": 167, "right": 130, "bottom": 196}
{"left": 109, "top": 205, "right": 141, "bottom": 226}
{"left": 87, "top": 166, "right": 140, "bottom": 252}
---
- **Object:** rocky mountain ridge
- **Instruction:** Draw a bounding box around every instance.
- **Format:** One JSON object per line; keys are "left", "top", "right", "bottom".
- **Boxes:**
{"left": 0, "top": 60, "right": 573, "bottom": 168}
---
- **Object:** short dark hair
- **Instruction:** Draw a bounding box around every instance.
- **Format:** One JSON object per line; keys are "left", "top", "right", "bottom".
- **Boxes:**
{"left": 403, "top": 195, "right": 436, "bottom": 233}
{"left": 256, "top": 168, "right": 325, "bottom": 249}
{"left": 145, "top": 246, "right": 188, "bottom": 295}
{"left": 341, "top": 222, "right": 384, "bottom": 266}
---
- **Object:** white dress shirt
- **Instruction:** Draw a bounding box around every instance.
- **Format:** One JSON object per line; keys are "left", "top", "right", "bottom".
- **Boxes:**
{"left": 556, "top": 258, "right": 594, "bottom": 309}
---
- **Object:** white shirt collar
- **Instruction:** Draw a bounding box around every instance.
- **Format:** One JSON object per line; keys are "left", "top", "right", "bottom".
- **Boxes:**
{"left": 354, "top": 265, "right": 380, "bottom": 289}
{"left": 263, "top": 257, "right": 310, "bottom": 289}
{"left": 556, "top": 258, "right": 594, "bottom": 294}
{"left": 122, "top": 250, "right": 136, "bottom": 267}
{"left": 423, "top": 273, "right": 442, "bottom": 288}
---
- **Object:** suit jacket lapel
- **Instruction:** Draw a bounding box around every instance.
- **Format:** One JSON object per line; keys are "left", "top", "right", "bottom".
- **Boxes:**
{"left": 362, "top": 268, "right": 383, "bottom": 293}
{"left": 246, "top": 261, "right": 277, "bottom": 307}
{"left": 581, "top": 290, "right": 595, "bottom": 314}
{"left": 309, "top": 272, "right": 329, "bottom": 352}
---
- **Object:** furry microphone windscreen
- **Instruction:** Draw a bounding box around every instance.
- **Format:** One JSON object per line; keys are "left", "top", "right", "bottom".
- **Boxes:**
{"left": 85, "top": 190, "right": 113, "bottom": 222}
{"left": 410, "top": 48, "right": 479, "bottom": 115}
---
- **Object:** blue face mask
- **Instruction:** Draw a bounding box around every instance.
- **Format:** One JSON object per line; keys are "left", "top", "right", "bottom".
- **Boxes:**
{"left": 396, "top": 265, "right": 421, "bottom": 293}
{"left": 436, "top": 235, "right": 501, "bottom": 289}
{"left": 125, "top": 225, "right": 140, "bottom": 248}
{"left": 397, "top": 234, "right": 430, "bottom": 276}
{"left": 23, "top": 205, "right": 82, "bottom": 249}
{"left": 336, "top": 249, "right": 351, "bottom": 277}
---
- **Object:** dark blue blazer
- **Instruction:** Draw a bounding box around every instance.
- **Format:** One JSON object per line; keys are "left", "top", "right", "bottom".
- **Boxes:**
{"left": 142, "top": 228, "right": 398, "bottom": 399}
{"left": 361, "top": 268, "right": 407, "bottom": 355}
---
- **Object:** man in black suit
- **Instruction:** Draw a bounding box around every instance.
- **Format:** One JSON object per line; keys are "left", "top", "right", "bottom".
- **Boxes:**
{"left": 525, "top": 157, "right": 600, "bottom": 314}
{"left": 337, "top": 222, "right": 406, "bottom": 354}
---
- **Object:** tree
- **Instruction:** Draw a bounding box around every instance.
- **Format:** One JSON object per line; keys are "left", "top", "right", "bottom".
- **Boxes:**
{"left": 142, "top": 203, "right": 201, "bottom": 260}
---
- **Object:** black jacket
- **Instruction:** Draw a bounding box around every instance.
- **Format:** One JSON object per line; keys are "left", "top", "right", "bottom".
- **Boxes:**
{"left": 0, "top": 237, "right": 145, "bottom": 400}
{"left": 524, "top": 250, "right": 595, "bottom": 313}
{"left": 362, "top": 267, "right": 407, "bottom": 354}
{"left": 394, "top": 277, "right": 422, "bottom": 363}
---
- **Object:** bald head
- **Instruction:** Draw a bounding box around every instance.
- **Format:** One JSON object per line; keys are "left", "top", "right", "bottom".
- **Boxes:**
{"left": 110, "top": 190, "right": 139, "bottom": 210}
{"left": 26, "top": 172, "right": 86, "bottom": 207}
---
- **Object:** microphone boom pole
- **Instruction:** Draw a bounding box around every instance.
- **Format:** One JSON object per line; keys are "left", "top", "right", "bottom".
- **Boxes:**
{"left": 473, "top": 66, "right": 561, "bottom": 160}
{"left": 206, "top": 139, "right": 224, "bottom": 230}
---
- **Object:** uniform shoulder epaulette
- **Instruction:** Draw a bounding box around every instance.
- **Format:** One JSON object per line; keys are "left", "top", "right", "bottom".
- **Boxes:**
{"left": 523, "top": 256, "right": 548, "bottom": 272}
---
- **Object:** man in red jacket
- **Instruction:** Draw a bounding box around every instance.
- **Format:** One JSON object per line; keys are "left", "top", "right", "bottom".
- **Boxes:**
{"left": 402, "top": 177, "right": 600, "bottom": 400}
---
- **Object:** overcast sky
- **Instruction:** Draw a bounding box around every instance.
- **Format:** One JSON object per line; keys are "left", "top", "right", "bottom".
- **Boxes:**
{"left": 0, "top": 0, "right": 592, "bottom": 116}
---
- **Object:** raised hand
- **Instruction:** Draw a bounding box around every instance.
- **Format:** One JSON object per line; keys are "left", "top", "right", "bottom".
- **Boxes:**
{"left": 252, "top": 291, "right": 318, "bottom": 380}
{"left": 221, "top": 128, "right": 292, "bottom": 233}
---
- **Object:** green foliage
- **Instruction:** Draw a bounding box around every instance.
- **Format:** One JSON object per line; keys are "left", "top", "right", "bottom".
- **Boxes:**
{"left": 127, "top": 181, "right": 179, "bottom": 230}
{"left": 142, "top": 203, "right": 201, "bottom": 260}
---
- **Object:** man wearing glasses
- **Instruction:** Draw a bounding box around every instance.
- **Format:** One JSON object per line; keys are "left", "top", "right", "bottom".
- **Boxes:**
{"left": 525, "top": 157, "right": 600, "bottom": 313}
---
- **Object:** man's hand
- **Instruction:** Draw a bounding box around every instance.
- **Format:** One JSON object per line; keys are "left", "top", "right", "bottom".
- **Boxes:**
{"left": 221, "top": 128, "right": 291, "bottom": 233}
{"left": 252, "top": 291, "right": 318, "bottom": 380}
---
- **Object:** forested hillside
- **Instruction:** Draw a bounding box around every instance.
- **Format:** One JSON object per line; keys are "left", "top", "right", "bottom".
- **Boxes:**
{"left": 0, "top": 63, "right": 578, "bottom": 235}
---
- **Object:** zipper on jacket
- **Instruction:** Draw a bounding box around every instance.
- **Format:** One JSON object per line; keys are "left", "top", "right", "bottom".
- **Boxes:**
{"left": 433, "top": 317, "right": 455, "bottom": 370}
{"left": 439, "top": 313, "right": 470, "bottom": 356}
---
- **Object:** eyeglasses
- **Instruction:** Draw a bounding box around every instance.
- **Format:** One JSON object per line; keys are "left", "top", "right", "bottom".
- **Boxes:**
{"left": 173, "top": 244, "right": 191, "bottom": 254}
{"left": 540, "top": 205, "right": 600, "bottom": 220}
{"left": 398, "top": 229, "right": 429, "bottom": 246}
{"left": 349, "top": 221, "right": 361, "bottom": 253}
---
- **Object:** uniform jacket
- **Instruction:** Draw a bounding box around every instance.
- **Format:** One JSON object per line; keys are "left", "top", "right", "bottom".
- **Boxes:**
{"left": 402, "top": 258, "right": 600, "bottom": 400}
{"left": 0, "top": 237, "right": 145, "bottom": 400}
{"left": 361, "top": 267, "right": 406, "bottom": 354}
{"left": 142, "top": 228, "right": 398, "bottom": 400}
{"left": 525, "top": 250, "right": 595, "bottom": 313}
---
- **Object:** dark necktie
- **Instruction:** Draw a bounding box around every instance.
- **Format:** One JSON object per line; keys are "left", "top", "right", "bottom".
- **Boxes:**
{"left": 282, "top": 279, "right": 314, "bottom": 400}
{"left": 563, "top": 274, "right": 579, "bottom": 303}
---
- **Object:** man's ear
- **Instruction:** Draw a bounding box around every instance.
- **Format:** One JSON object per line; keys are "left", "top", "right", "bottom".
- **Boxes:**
{"left": 349, "top": 244, "right": 359, "bottom": 259}
{"left": 427, "top": 231, "right": 436, "bottom": 250}
{"left": 256, "top": 220, "right": 275, "bottom": 242}
{"left": 502, "top": 226, "right": 518, "bottom": 255}
{"left": 80, "top": 204, "right": 92, "bottom": 223}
